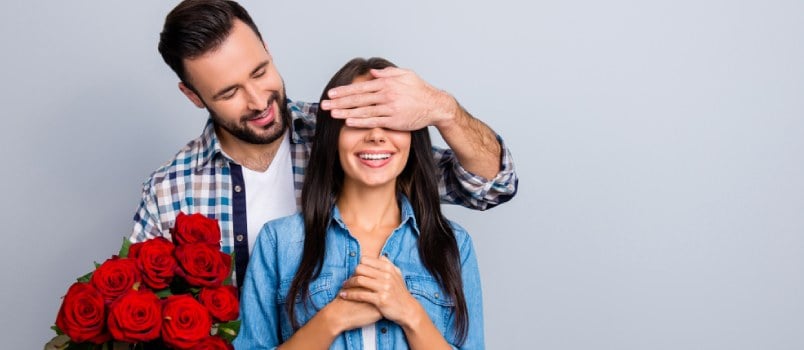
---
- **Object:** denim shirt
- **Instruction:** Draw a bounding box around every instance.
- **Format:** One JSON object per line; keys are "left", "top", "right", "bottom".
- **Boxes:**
{"left": 234, "top": 196, "right": 484, "bottom": 349}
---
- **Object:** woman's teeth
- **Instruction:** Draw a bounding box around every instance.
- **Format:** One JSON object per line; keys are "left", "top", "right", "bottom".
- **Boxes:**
{"left": 359, "top": 153, "right": 391, "bottom": 160}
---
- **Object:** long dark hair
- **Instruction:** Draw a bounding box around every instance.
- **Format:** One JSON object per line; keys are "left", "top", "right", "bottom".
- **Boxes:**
{"left": 287, "top": 57, "right": 469, "bottom": 344}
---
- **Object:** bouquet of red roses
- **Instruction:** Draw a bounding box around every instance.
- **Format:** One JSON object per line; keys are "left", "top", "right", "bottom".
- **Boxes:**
{"left": 47, "top": 213, "right": 240, "bottom": 350}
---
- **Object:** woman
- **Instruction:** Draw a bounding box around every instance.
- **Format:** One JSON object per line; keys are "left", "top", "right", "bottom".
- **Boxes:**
{"left": 234, "top": 57, "right": 483, "bottom": 349}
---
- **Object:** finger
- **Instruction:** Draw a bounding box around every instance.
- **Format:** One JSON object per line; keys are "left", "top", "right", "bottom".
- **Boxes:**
{"left": 353, "top": 262, "right": 385, "bottom": 279}
{"left": 370, "top": 67, "right": 408, "bottom": 78}
{"left": 339, "top": 289, "right": 378, "bottom": 305}
{"left": 323, "top": 91, "right": 387, "bottom": 111}
{"left": 342, "top": 275, "right": 385, "bottom": 292}
{"left": 332, "top": 104, "right": 394, "bottom": 121}
{"left": 360, "top": 256, "right": 397, "bottom": 273}
{"left": 379, "top": 256, "right": 403, "bottom": 275}
{"left": 327, "top": 79, "right": 384, "bottom": 98}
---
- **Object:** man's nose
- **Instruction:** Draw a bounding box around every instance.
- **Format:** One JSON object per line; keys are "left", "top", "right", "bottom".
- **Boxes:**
{"left": 245, "top": 84, "right": 267, "bottom": 111}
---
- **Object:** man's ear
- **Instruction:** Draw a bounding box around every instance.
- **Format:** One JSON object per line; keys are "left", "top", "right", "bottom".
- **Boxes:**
{"left": 179, "top": 82, "right": 205, "bottom": 109}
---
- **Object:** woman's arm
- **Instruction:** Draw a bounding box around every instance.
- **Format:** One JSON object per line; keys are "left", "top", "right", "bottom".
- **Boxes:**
{"left": 456, "top": 233, "right": 485, "bottom": 348}
{"left": 235, "top": 224, "right": 381, "bottom": 349}
{"left": 278, "top": 295, "right": 382, "bottom": 349}
{"left": 340, "top": 256, "right": 453, "bottom": 350}
{"left": 233, "top": 226, "right": 283, "bottom": 349}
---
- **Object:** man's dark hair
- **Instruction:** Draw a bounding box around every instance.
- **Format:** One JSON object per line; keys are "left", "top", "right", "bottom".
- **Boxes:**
{"left": 158, "top": 0, "right": 263, "bottom": 85}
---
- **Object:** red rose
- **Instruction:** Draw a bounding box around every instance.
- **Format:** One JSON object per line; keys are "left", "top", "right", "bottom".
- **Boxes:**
{"left": 175, "top": 243, "right": 232, "bottom": 287}
{"left": 198, "top": 286, "right": 239, "bottom": 322}
{"left": 90, "top": 257, "right": 141, "bottom": 304}
{"left": 106, "top": 289, "right": 162, "bottom": 342}
{"left": 55, "top": 282, "right": 110, "bottom": 344}
{"left": 173, "top": 212, "right": 221, "bottom": 246}
{"left": 162, "top": 295, "right": 213, "bottom": 350}
{"left": 190, "top": 336, "right": 234, "bottom": 350}
{"left": 129, "top": 237, "right": 177, "bottom": 290}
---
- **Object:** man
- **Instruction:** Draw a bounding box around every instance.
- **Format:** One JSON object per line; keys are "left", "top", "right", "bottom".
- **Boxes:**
{"left": 130, "top": 0, "right": 517, "bottom": 286}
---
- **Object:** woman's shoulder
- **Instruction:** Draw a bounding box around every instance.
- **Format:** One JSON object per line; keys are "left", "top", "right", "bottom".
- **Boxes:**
{"left": 446, "top": 220, "right": 474, "bottom": 247}
{"left": 258, "top": 213, "right": 305, "bottom": 244}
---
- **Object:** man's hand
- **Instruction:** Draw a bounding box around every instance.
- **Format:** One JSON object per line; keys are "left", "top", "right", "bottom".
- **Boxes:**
{"left": 320, "top": 67, "right": 458, "bottom": 131}
{"left": 322, "top": 65, "right": 503, "bottom": 180}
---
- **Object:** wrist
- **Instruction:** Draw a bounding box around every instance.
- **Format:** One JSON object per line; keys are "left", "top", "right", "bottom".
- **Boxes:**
{"left": 318, "top": 302, "right": 346, "bottom": 336}
{"left": 398, "top": 299, "right": 427, "bottom": 331}
{"left": 431, "top": 90, "right": 462, "bottom": 131}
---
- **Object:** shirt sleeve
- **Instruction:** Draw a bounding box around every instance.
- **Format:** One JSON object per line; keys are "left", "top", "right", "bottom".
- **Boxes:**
{"left": 130, "top": 180, "right": 165, "bottom": 243}
{"left": 434, "top": 134, "right": 518, "bottom": 210}
{"left": 456, "top": 229, "right": 485, "bottom": 349}
{"left": 233, "top": 224, "right": 282, "bottom": 349}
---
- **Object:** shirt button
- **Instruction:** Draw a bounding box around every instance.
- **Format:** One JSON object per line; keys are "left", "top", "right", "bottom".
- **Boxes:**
{"left": 434, "top": 292, "right": 440, "bottom": 299}
{"left": 236, "top": 234, "right": 244, "bottom": 242}
{"left": 234, "top": 185, "right": 242, "bottom": 193}
{"left": 380, "top": 327, "right": 387, "bottom": 334}
{"left": 349, "top": 251, "right": 356, "bottom": 257}
{"left": 382, "top": 252, "right": 389, "bottom": 258}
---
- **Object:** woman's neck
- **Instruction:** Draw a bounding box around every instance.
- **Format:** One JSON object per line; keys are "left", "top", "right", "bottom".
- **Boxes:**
{"left": 337, "top": 181, "right": 401, "bottom": 257}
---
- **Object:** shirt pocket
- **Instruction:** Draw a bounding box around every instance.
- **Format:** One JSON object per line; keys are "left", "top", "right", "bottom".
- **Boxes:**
{"left": 405, "top": 275, "right": 455, "bottom": 337}
{"left": 276, "top": 273, "right": 335, "bottom": 340}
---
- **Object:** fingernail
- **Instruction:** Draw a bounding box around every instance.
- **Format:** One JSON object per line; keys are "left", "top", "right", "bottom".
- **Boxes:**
{"left": 339, "top": 292, "right": 346, "bottom": 298}
{"left": 321, "top": 100, "right": 331, "bottom": 109}
{"left": 328, "top": 89, "right": 338, "bottom": 97}
{"left": 331, "top": 110, "right": 343, "bottom": 118}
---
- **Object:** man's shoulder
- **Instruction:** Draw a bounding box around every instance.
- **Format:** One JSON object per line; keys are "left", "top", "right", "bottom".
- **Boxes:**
{"left": 287, "top": 99, "right": 318, "bottom": 121}
{"left": 287, "top": 99, "right": 318, "bottom": 142}
{"left": 142, "top": 131, "right": 214, "bottom": 187}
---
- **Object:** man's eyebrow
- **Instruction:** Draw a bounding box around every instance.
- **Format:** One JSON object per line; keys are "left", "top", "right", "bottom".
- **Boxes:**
{"left": 211, "top": 60, "right": 271, "bottom": 100}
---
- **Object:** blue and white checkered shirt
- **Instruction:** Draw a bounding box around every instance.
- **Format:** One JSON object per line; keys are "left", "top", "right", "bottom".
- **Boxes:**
{"left": 130, "top": 99, "right": 517, "bottom": 285}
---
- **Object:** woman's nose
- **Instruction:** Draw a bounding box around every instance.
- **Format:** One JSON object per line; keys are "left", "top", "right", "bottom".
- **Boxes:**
{"left": 364, "top": 128, "right": 387, "bottom": 143}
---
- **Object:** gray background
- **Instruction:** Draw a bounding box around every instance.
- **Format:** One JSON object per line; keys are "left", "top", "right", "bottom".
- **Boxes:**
{"left": 1, "top": 0, "right": 803, "bottom": 349}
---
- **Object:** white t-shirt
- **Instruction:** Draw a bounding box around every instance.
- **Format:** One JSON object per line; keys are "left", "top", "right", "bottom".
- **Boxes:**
{"left": 362, "top": 323, "right": 377, "bottom": 350}
{"left": 241, "top": 133, "right": 297, "bottom": 253}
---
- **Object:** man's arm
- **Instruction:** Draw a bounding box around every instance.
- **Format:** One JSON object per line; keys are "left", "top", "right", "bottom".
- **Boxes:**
{"left": 321, "top": 67, "right": 517, "bottom": 209}
{"left": 321, "top": 67, "right": 499, "bottom": 178}
{"left": 130, "top": 181, "right": 165, "bottom": 243}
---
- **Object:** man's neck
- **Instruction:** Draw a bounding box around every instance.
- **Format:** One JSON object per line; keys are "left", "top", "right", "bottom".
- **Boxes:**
{"left": 216, "top": 129, "right": 285, "bottom": 172}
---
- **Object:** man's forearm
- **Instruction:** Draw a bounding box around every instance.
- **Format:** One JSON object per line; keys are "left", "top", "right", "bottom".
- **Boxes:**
{"left": 433, "top": 93, "right": 502, "bottom": 180}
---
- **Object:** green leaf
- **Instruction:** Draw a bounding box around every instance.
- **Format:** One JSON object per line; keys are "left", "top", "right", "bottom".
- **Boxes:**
{"left": 76, "top": 271, "right": 93, "bottom": 283}
{"left": 45, "top": 334, "right": 71, "bottom": 349}
{"left": 94, "top": 261, "right": 101, "bottom": 269}
{"left": 223, "top": 252, "right": 235, "bottom": 286}
{"left": 51, "top": 325, "right": 64, "bottom": 336}
{"left": 216, "top": 320, "right": 241, "bottom": 342}
{"left": 154, "top": 288, "right": 173, "bottom": 298}
{"left": 66, "top": 342, "right": 98, "bottom": 350}
{"left": 118, "top": 237, "right": 132, "bottom": 258}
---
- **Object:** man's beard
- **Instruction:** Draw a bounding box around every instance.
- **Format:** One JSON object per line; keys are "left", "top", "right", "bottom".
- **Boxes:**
{"left": 209, "top": 88, "right": 291, "bottom": 145}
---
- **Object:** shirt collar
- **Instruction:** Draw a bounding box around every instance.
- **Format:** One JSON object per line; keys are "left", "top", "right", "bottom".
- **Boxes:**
{"left": 287, "top": 98, "right": 316, "bottom": 145}
{"left": 195, "top": 118, "right": 225, "bottom": 170}
{"left": 194, "top": 98, "right": 308, "bottom": 170}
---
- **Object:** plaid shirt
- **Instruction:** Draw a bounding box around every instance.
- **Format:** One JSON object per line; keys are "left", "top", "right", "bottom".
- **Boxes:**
{"left": 131, "top": 99, "right": 517, "bottom": 284}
